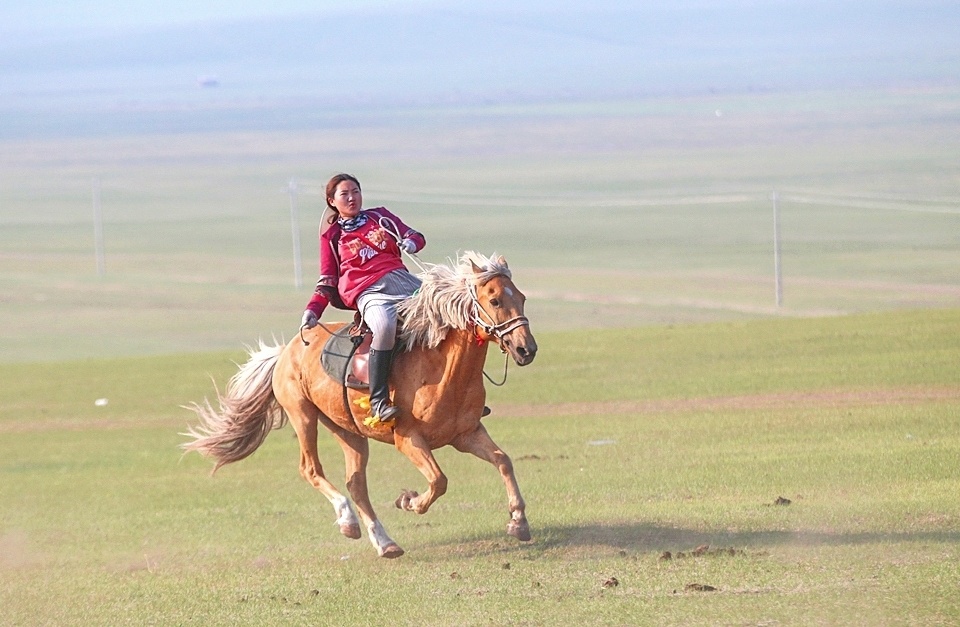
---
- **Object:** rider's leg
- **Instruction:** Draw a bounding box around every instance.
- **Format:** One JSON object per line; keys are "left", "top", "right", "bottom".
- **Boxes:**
{"left": 362, "top": 300, "right": 400, "bottom": 422}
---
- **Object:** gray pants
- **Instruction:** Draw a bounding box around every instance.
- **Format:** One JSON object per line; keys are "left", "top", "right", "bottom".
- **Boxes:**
{"left": 356, "top": 270, "right": 422, "bottom": 350}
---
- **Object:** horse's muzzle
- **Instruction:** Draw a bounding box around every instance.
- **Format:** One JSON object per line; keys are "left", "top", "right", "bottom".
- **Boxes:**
{"left": 506, "top": 335, "right": 537, "bottom": 366}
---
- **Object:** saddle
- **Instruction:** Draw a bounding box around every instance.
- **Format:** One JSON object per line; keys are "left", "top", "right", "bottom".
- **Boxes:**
{"left": 320, "top": 320, "right": 373, "bottom": 389}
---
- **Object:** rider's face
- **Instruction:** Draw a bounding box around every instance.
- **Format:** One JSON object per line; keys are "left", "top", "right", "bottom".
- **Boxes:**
{"left": 330, "top": 181, "right": 362, "bottom": 219}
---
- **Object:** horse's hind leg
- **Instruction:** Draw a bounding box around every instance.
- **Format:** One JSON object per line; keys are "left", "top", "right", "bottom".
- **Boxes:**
{"left": 330, "top": 430, "right": 404, "bottom": 559}
{"left": 452, "top": 424, "right": 531, "bottom": 542}
{"left": 284, "top": 400, "right": 362, "bottom": 540}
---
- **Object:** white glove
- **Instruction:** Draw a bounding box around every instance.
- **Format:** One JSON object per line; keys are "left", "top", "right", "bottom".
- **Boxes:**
{"left": 301, "top": 310, "right": 318, "bottom": 329}
{"left": 400, "top": 238, "right": 417, "bottom": 254}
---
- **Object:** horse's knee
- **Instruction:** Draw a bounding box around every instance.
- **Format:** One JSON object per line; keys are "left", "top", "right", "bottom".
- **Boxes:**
{"left": 493, "top": 451, "right": 514, "bottom": 475}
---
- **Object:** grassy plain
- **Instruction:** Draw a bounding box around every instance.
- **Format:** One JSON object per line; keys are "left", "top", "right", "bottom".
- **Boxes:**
{"left": 1, "top": 308, "right": 959, "bottom": 625}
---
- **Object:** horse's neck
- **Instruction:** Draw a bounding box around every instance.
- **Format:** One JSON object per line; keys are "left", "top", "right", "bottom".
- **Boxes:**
{"left": 437, "top": 328, "right": 488, "bottom": 378}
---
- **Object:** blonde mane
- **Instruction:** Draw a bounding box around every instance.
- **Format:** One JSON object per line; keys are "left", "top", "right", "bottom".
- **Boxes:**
{"left": 398, "top": 251, "right": 511, "bottom": 350}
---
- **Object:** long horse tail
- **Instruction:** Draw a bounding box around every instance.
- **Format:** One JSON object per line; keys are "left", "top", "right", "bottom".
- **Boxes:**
{"left": 181, "top": 340, "right": 286, "bottom": 474}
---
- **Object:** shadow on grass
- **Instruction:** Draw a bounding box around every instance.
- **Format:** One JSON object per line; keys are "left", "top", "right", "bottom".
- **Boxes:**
{"left": 423, "top": 522, "right": 960, "bottom": 558}
{"left": 534, "top": 522, "right": 960, "bottom": 552}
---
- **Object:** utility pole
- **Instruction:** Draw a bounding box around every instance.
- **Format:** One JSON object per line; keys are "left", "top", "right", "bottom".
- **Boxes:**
{"left": 287, "top": 178, "right": 303, "bottom": 289}
{"left": 772, "top": 191, "right": 782, "bottom": 308}
{"left": 93, "top": 177, "right": 105, "bottom": 277}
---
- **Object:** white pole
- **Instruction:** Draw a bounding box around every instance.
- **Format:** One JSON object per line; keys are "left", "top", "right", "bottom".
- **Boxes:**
{"left": 772, "top": 191, "right": 782, "bottom": 308}
{"left": 287, "top": 178, "right": 303, "bottom": 289}
{"left": 93, "top": 177, "right": 105, "bottom": 277}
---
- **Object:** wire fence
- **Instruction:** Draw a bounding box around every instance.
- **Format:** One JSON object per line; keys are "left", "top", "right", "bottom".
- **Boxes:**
{"left": 70, "top": 179, "right": 960, "bottom": 310}
{"left": 3, "top": 178, "right": 958, "bottom": 361}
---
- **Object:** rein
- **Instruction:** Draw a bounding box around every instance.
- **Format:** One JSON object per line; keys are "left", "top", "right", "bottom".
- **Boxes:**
{"left": 380, "top": 218, "right": 525, "bottom": 386}
{"left": 377, "top": 214, "right": 428, "bottom": 273}
{"left": 299, "top": 320, "right": 342, "bottom": 347}
{"left": 482, "top": 352, "right": 510, "bottom": 387}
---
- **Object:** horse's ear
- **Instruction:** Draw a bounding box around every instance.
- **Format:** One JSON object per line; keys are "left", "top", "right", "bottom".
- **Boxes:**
{"left": 470, "top": 260, "right": 484, "bottom": 274}
{"left": 496, "top": 255, "right": 507, "bottom": 267}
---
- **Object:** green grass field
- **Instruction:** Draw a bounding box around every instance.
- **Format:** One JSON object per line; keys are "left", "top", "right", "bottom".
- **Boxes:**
{"left": 2, "top": 87, "right": 959, "bottom": 624}
{"left": 1, "top": 308, "right": 959, "bottom": 625}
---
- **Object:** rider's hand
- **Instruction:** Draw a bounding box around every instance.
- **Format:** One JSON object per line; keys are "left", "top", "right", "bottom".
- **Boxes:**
{"left": 400, "top": 238, "right": 417, "bottom": 253}
{"left": 301, "top": 310, "right": 318, "bottom": 329}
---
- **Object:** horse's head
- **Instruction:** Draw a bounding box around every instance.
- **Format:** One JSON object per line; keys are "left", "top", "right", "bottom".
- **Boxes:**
{"left": 470, "top": 256, "right": 538, "bottom": 366}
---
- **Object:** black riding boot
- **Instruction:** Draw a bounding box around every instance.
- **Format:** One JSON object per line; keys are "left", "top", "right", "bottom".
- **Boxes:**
{"left": 368, "top": 347, "right": 399, "bottom": 422}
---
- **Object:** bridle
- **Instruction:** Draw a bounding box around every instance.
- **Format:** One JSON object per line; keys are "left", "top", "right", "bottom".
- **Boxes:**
{"left": 467, "top": 279, "right": 530, "bottom": 387}
{"left": 468, "top": 281, "right": 530, "bottom": 352}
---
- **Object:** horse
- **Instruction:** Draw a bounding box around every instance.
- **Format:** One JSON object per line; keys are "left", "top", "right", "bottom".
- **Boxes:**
{"left": 181, "top": 252, "right": 538, "bottom": 558}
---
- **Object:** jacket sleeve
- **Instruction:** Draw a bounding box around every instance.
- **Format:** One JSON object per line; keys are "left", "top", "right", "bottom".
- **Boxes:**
{"left": 305, "top": 286, "right": 330, "bottom": 317}
{"left": 305, "top": 228, "right": 341, "bottom": 316}
{"left": 404, "top": 230, "right": 426, "bottom": 253}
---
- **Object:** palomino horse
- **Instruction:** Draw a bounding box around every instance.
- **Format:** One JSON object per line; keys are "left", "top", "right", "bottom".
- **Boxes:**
{"left": 182, "top": 252, "right": 538, "bottom": 558}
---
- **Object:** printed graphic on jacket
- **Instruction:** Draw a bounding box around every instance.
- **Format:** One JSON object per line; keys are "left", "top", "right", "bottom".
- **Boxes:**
{"left": 346, "top": 226, "right": 390, "bottom": 264}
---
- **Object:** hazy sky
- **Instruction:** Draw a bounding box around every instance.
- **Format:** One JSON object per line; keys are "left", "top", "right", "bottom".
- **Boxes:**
{"left": 1, "top": 0, "right": 533, "bottom": 35}
{"left": 3, "top": 0, "right": 823, "bottom": 34}
{"left": 1, "top": 0, "right": 382, "bottom": 33}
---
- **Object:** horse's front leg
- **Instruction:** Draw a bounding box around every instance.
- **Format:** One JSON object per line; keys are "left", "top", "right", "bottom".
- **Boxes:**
{"left": 452, "top": 423, "right": 531, "bottom": 542}
{"left": 393, "top": 429, "right": 448, "bottom": 515}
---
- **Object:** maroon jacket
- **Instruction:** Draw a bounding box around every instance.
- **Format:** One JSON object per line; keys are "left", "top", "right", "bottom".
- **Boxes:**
{"left": 305, "top": 207, "right": 425, "bottom": 316}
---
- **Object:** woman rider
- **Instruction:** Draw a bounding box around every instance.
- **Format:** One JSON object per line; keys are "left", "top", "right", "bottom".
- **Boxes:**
{"left": 300, "top": 173, "right": 424, "bottom": 423}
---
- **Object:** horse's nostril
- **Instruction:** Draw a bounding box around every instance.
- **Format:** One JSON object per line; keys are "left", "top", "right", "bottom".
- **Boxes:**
{"left": 517, "top": 347, "right": 528, "bottom": 357}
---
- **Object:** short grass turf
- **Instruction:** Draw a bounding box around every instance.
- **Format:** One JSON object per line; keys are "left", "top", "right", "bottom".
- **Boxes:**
{"left": 1, "top": 308, "right": 959, "bottom": 625}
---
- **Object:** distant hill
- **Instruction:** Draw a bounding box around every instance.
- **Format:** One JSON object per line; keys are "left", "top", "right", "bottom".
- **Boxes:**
{"left": 1, "top": 1, "right": 958, "bottom": 138}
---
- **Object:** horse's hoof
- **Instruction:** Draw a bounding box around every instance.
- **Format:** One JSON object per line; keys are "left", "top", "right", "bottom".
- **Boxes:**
{"left": 340, "top": 523, "right": 362, "bottom": 540}
{"left": 395, "top": 489, "right": 419, "bottom": 511}
{"left": 380, "top": 544, "right": 405, "bottom": 559}
{"left": 507, "top": 520, "right": 531, "bottom": 542}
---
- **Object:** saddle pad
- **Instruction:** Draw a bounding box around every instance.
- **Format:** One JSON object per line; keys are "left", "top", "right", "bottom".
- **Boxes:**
{"left": 320, "top": 327, "right": 370, "bottom": 389}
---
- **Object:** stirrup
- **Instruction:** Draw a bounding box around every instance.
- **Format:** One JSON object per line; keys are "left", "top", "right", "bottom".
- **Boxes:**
{"left": 360, "top": 398, "right": 398, "bottom": 428}
{"left": 376, "top": 402, "right": 399, "bottom": 423}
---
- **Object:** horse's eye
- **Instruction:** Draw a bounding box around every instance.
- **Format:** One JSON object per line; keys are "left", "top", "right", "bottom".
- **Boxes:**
{"left": 490, "top": 298, "right": 500, "bottom": 308}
